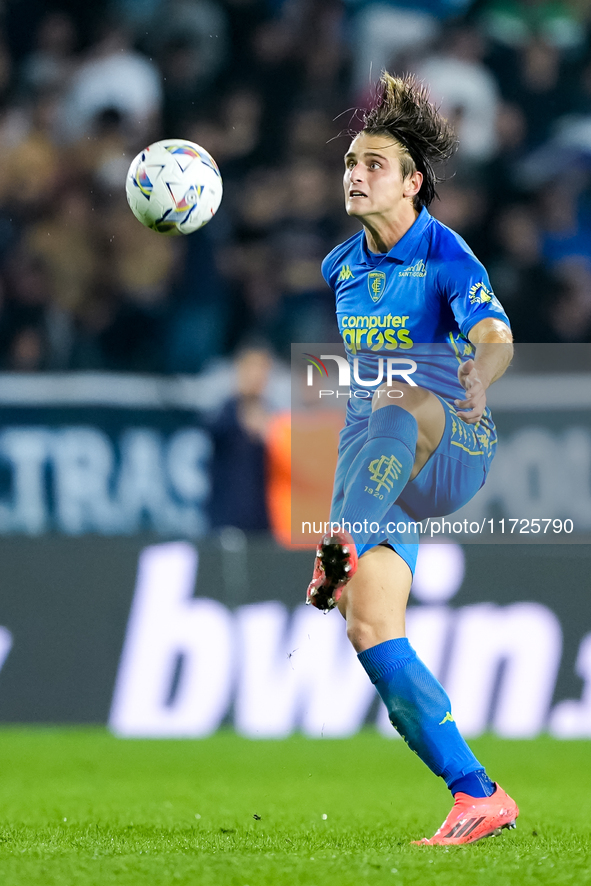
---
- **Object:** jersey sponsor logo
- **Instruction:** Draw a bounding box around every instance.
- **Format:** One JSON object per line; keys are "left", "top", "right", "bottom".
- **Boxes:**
{"left": 439, "top": 711, "right": 455, "bottom": 725}
{"left": 368, "top": 271, "right": 386, "bottom": 303}
{"left": 341, "top": 314, "right": 409, "bottom": 329}
{"left": 342, "top": 327, "right": 414, "bottom": 354}
{"left": 399, "top": 259, "right": 427, "bottom": 278}
{"left": 469, "top": 282, "right": 494, "bottom": 304}
{"left": 339, "top": 315, "right": 414, "bottom": 354}
{"left": 368, "top": 454, "right": 404, "bottom": 493}
{"left": 337, "top": 264, "right": 355, "bottom": 282}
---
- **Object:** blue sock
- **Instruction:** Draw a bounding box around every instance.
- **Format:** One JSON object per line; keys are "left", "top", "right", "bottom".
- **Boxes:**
{"left": 448, "top": 770, "right": 496, "bottom": 798}
{"left": 358, "top": 638, "right": 495, "bottom": 797}
{"left": 340, "top": 406, "right": 417, "bottom": 539}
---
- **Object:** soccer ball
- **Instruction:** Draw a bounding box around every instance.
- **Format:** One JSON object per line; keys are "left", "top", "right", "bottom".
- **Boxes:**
{"left": 125, "top": 139, "right": 223, "bottom": 235}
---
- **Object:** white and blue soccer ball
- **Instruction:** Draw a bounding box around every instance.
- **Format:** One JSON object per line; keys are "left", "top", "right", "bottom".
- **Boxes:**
{"left": 125, "top": 139, "right": 223, "bottom": 235}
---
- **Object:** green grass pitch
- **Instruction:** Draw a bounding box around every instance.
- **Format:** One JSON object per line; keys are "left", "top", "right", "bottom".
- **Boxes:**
{"left": 0, "top": 729, "right": 589, "bottom": 885}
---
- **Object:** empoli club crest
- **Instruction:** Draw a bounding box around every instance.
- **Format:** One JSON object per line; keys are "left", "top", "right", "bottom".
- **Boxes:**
{"left": 368, "top": 454, "right": 403, "bottom": 492}
{"left": 368, "top": 271, "right": 386, "bottom": 303}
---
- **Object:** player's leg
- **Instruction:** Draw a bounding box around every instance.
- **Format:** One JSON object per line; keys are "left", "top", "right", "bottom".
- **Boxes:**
{"left": 307, "top": 398, "right": 518, "bottom": 843}
{"left": 338, "top": 384, "right": 445, "bottom": 537}
{"left": 337, "top": 544, "right": 408, "bottom": 649}
{"left": 373, "top": 383, "right": 446, "bottom": 480}
{"left": 338, "top": 545, "right": 495, "bottom": 795}
{"left": 339, "top": 544, "right": 518, "bottom": 845}
{"left": 306, "top": 385, "right": 442, "bottom": 610}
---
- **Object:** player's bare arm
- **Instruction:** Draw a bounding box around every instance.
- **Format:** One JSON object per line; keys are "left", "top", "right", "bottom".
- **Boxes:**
{"left": 455, "top": 318, "right": 514, "bottom": 425}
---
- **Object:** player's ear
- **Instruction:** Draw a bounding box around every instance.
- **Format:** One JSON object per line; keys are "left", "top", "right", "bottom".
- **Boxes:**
{"left": 403, "top": 170, "right": 422, "bottom": 199}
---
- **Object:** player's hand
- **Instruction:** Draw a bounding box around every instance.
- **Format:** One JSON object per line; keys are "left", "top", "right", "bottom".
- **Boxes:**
{"left": 455, "top": 359, "right": 487, "bottom": 424}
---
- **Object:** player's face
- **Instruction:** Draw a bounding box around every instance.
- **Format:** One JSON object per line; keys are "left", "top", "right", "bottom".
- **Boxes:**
{"left": 343, "top": 133, "right": 414, "bottom": 220}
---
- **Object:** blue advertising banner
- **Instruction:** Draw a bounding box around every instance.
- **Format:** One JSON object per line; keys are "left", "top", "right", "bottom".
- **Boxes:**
{"left": 0, "top": 374, "right": 211, "bottom": 536}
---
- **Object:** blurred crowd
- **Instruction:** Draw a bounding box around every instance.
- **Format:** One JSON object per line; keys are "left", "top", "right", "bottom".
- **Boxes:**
{"left": 0, "top": 0, "right": 590, "bottom": 373}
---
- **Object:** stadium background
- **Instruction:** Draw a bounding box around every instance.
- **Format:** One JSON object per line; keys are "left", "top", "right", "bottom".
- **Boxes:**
{"left": 0, "top": 0, "right": 590, "bottom": 743}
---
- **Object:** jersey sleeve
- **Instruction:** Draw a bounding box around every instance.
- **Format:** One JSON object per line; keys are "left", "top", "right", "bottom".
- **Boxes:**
{"left": 321, "top": 250, "right": 339, "bottom": 292}
{"left": 439, "top": 254, "right": 510, "bottom": 338}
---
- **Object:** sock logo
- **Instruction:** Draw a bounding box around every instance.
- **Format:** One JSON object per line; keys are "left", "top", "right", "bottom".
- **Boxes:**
{"left": 439, "top": 711, "right": 455, "bottom": 725}
{"left": 368, "top": 455, "right": 403, "bottom": 493}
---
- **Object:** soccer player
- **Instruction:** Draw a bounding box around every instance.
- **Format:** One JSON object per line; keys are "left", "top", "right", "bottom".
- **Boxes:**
{"left": 305, "top": 73, "right": 518, "bottom": 845}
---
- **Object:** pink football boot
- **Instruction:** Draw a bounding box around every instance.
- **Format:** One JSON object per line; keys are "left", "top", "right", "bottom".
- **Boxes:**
{"left": 412, "top": 784, "right": 519, "bottom": 846}
{"left": 305, "top": 530, "right": 358, "bottom": 612}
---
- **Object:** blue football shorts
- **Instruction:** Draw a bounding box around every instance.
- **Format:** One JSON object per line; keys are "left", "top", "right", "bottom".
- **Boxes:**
{"left": 329, "top": 396, "right": 498, "bottom": 574}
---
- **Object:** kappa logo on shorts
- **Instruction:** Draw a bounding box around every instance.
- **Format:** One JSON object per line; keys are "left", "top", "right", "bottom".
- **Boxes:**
{"left": 368, "top": 455, "right": 403, "bottom": 492}
{"left": 368, "top": 271, "right": 386, "bottom": 303}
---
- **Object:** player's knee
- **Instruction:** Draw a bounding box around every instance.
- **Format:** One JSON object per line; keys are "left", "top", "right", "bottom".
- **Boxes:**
{"left": 371, "top": 382, "right": 428, "bottom": 415}
{"left": 345, "top": 617, "right": 382, "bottom": 654}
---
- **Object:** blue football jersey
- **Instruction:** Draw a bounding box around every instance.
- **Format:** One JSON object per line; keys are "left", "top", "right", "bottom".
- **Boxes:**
{"left": 322, "top": 208, "right": 510, "bottom": 420}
